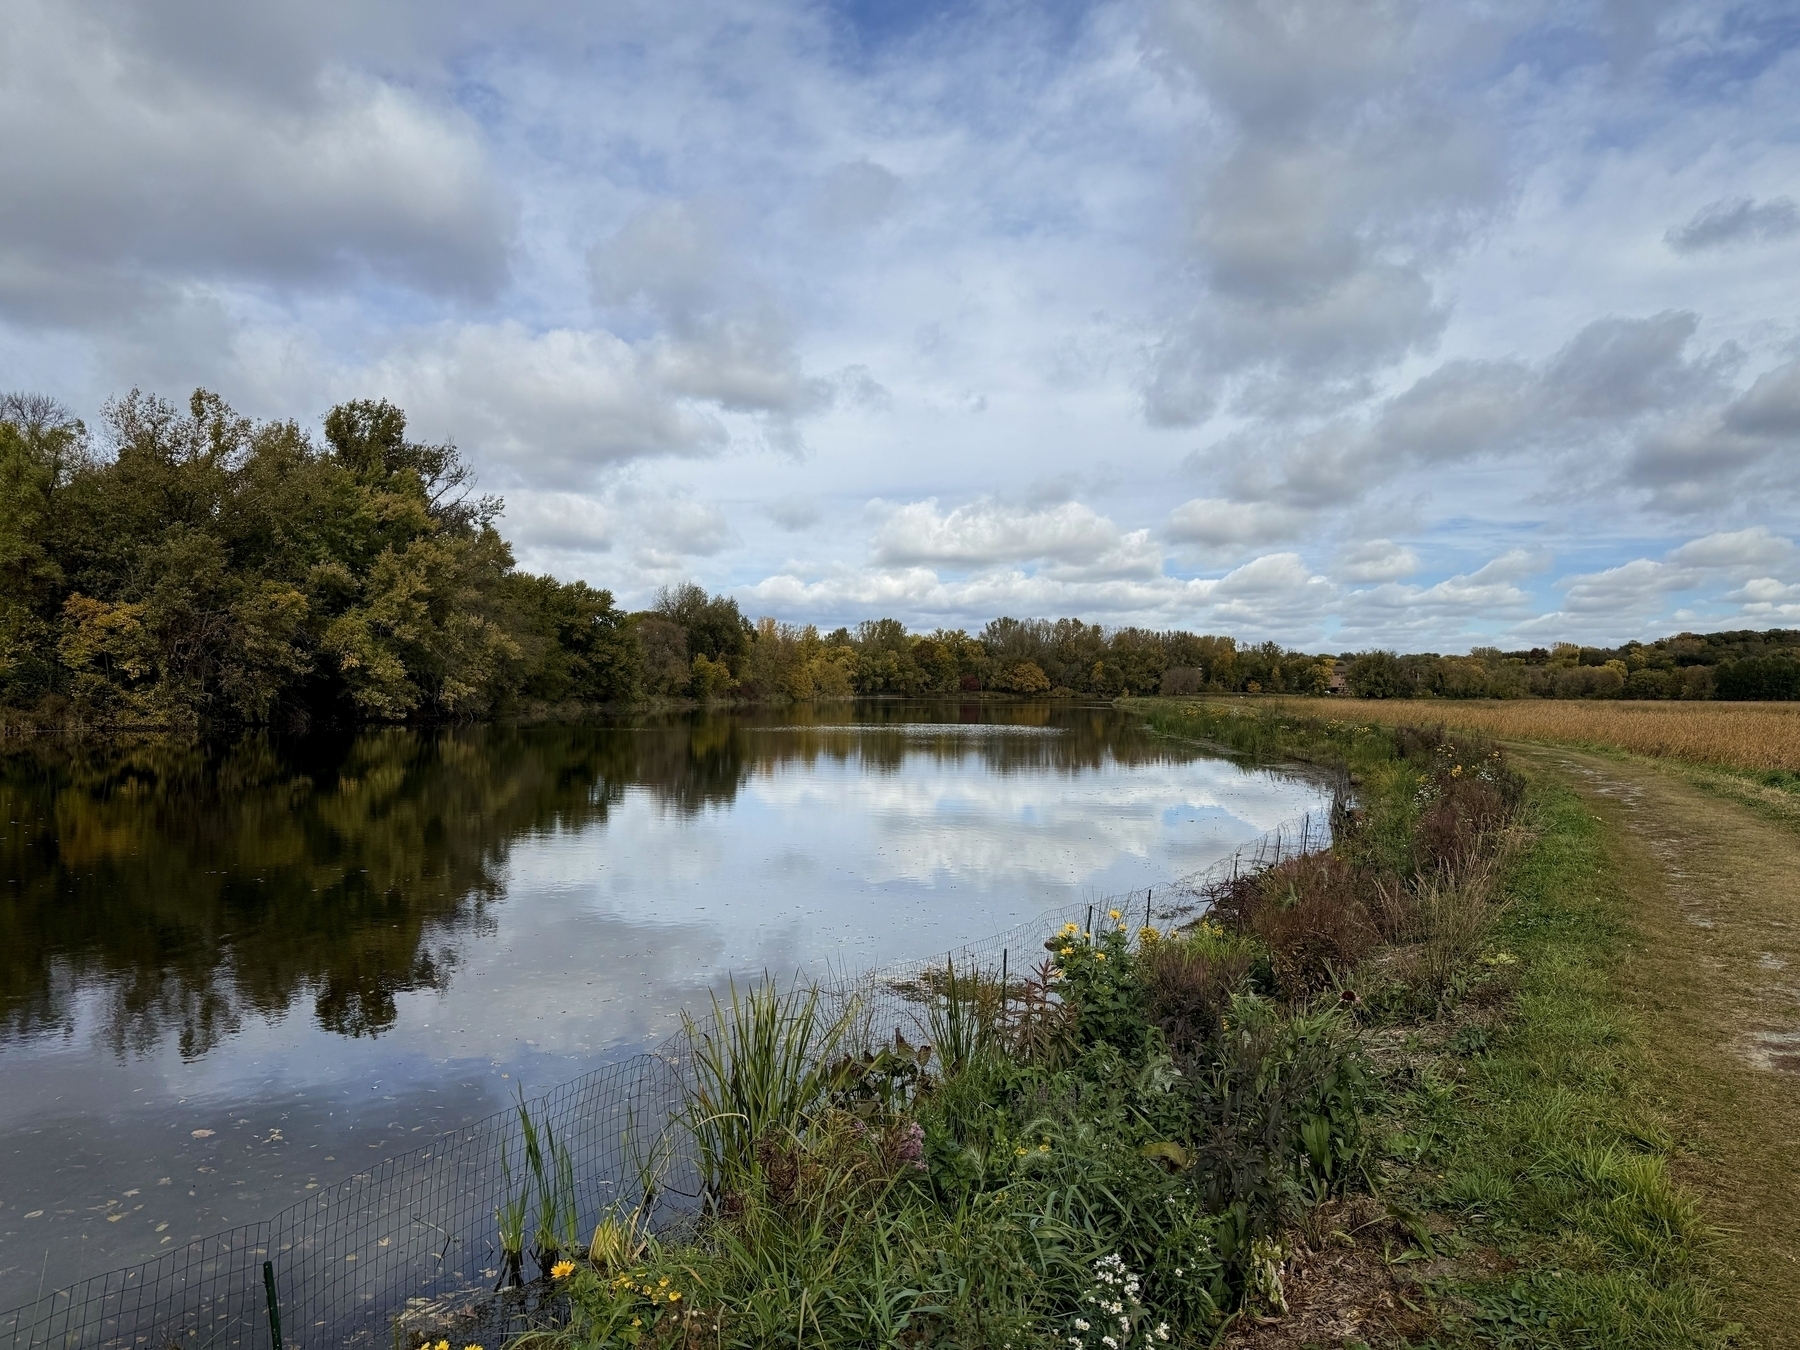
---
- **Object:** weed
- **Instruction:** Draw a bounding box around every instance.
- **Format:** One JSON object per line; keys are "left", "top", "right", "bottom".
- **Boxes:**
{"left": 681, "top": 977, "right": 857, "bottom": 1202}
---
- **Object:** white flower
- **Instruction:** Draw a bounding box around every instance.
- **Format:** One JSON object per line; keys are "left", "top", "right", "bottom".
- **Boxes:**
{"left": 1173, "top": 1268, "right": 1184, "bottom": 1277}
{"left": 1073, "top": 1319, "right": 1089, "bottom": 1332}
{"left": 1102, "top": 1339, "right": 1118, "bottom": 1350}
{"left": 1155, "top": 1324, "right": 1170, "bottom": 1342}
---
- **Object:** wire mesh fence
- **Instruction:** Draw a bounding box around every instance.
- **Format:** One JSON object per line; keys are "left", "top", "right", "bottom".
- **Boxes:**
{"left": 1, "top": 804, "right": 1336, "bottom": 1350}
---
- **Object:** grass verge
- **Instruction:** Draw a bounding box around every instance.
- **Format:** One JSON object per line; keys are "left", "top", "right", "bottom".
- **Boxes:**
{"left": 1133, "top": 698, "right": 1739, "bottom": 1348}
{"left": 1387, "top": 769, "right": 1733, "bottom": 1349}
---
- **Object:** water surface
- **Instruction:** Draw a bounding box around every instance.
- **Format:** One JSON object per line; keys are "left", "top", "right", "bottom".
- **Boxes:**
{"left": 0, "top": 701, "right": 1326, "bottom": 1307}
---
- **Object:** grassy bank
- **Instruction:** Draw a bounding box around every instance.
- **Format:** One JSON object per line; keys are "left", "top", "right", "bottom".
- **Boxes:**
{"left": 440, "top": 704, "right": 1737, "bottom": 1350}
{"left": 1386, "top": 773, "right": 1728, "bottom": 1348}
{"left": 1138, "top": 702, "right": 1738, "bottom": 1347}
{"left": 1171, "top": 694, "right": 1800, "bottom": 781}
{"left": 1144, "top": 692, "right": 1800, "bottom": 834}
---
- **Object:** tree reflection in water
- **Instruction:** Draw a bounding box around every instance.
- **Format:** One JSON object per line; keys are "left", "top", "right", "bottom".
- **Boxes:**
{"left": 0, "top": 702, "right": 1201, "bottom": 1059}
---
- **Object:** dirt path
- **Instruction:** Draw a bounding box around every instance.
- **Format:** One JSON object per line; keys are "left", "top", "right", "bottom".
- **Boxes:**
{"left": 1516, "top": 745, "right": 1800, "bottom": 1345}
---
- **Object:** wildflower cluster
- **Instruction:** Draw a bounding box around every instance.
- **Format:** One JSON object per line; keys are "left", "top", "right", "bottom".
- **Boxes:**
{"left": 1415, "top": 741, "right": 1512, "bottom": 805}
{"left": 421, "top": 1341, "right": 483, "bottom": 1350}
{"left": 893, "top": 1118, "right": 927, "bottom": 1172}
{"left": 561, "top": 1267, "right": 713, "bottom": 1348}
{"left": 1049, "top": 917, "right": 1145, "bottom": 1050}
{"left": 1066, "top": 1254, "right": 1169, "bottom": 1350}
{"left": 609, "top": 1272, "right": 684, "bottom": 1308}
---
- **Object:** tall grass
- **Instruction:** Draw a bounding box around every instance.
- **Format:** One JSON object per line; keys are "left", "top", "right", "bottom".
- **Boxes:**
{"left": 496, "top": 1095, "right": 580, "bottom": 1287}
{"left": 1226, "top": 695, "right": 1800, "bottom": 772}
{"left": 682, "top": 978, "right": 857, "bottom": 1199}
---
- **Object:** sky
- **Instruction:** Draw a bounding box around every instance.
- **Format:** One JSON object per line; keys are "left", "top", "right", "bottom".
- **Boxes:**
{"left": 1, "top": 0, "right": 1797, "bottom": 651}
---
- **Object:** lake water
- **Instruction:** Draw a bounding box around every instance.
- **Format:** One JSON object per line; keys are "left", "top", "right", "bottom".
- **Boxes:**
{"left": 0, "top": 701, "right": 1328, "bottom": 1311}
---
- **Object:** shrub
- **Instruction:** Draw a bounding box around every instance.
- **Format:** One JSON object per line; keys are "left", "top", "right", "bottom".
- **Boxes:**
{"left": 1247, "top": 852, "right": 1377, "bottom": 999}
{"left": 1141, "top": 929, "right": 1252, "bottom": 1056}
{"left": 1183, "top": 995, "right": 1377, "bottom": 1267}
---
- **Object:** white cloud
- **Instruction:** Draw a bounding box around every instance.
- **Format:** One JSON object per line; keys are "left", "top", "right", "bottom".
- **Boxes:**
{"left": 1667, "top": 526, "right": 1795, "bottom": 571}
{"left": 1550, "top": 528, "right": 1800, "bottom": 628}
{"left": 501, "top": 490, "right": 616, "bottom": 553}
{"left": 1189, "top": 311, "right": 1760, "bottom": 516}
{"left": 1166, "top": 498, "right": 1307, "bottom": 549}
{"left": 1339, "top": 550, "right": 1545, "bottom": 645}
{"left": 2, "top": 0, "right": 1798, "bottom": 650}
{"left": 0, "top": 0, "right": 510, "bottom": 316}
{"left": 1140, "top": 0, "right": 1512, "bottom": 422}
{"left": 744, "top": 550, "right": 1333, "bottom": 636}
{"left": 1335, "top": 539, "right": 1420, "bottom": 583}
{"left": 638, "top": 497, "right": 734, "bottom": 563}
{"left": 361, "top": 322, "right": 730, "bottom": 483}
{"left": 871, "top": 499, "right": 1141, "bottom": 572}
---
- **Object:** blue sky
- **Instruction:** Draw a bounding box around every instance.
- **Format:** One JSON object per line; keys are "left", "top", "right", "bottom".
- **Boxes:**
{"left": 2, "top": 0, "right": 1797, "bottom": 650}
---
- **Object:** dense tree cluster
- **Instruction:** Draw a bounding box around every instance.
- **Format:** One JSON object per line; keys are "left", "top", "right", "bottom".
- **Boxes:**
{"left": 1342, "top": 632, "right": 1800, "bottom": 702}
{"left": 0, "top": 390, "right": 638, "bottom": 728}
{"left": 0, "top": 391, "right": 1331, "bottom": 728}
{"left": 5, "top": 390, "right": 1795, "bottom": 728}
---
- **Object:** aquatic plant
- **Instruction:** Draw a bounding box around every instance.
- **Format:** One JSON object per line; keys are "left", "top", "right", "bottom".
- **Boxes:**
{"left": 681, "top": 977, "right": 856, "bottom": 1200}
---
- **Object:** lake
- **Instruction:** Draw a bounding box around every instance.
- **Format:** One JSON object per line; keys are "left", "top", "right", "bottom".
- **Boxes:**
{"left": 0, "top": 701, "right": 1329, "bottom": 1312}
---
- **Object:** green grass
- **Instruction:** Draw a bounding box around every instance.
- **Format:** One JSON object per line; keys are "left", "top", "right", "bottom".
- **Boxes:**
{"left": 1392, "top": 774, "right": 1734, "bottom": 1348}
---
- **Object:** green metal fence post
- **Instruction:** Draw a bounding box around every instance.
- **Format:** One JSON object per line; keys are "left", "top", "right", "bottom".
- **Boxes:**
{"left": 263, "top": 1259, "right": 284, "bottom": 1350}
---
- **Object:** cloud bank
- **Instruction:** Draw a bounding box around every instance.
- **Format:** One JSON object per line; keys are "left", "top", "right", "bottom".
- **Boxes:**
{"left": 2, "top": 0, "right": 1798, "bottom": 649}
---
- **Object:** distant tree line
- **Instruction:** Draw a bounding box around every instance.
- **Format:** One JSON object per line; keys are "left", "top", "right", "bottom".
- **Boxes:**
{"left": 4, "top": 390, "right": 1795, "bottom": 729}
{"left": 1340, "top": 632, "right": 1800, "bottom": 702}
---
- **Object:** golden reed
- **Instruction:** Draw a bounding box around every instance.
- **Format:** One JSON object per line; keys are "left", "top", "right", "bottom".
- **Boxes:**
{"left": 1266, "top": 697, "right": 1800, "bottom": 773}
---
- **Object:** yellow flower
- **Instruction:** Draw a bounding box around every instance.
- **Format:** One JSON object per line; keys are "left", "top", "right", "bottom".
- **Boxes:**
{"left": 1108, "top": 909, "right": 1121, "bottom": 920}
{"left": 1016, "top": 1145, "right": 1028, "bottom": 1156}
{"left": 668, "top": 1291, "right": 682, "bottom": 1302}
{"left": 551, "top": 1260, "right": 575, "bottom": 1279}
{"left": 631, "top": 1318, "right": 642, "bottom": 1328}
{"left": 1093, "top": 952, "right": 1105, "bottom": 962}
{"left": 1038, "top": 1143, "right": 1050, "bottom": 1152}
{"left": 659, "top": 1277, "right": 670, "bottom": 1287}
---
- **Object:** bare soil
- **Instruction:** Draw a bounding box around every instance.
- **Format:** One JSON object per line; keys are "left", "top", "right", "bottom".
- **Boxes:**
{"left": 1514, "top": 745, "right": 1800, "bottom": 1348}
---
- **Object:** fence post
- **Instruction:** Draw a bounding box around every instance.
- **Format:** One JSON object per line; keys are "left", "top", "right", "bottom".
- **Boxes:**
{"left": 263, "top": 1259, "right": 283, "bottom": 1350}
{"left": 1086, "top": 904, "right": 1093, "bottom": 936}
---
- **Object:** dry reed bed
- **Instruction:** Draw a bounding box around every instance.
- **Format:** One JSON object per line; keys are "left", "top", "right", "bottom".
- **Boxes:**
{"left": 1264, "top": 697, "right": 1800, "bottom": 772}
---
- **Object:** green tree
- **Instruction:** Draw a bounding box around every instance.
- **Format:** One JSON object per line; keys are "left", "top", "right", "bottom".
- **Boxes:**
{"left": 1345, "top": 650, "right": 1405, "bottom": 699}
